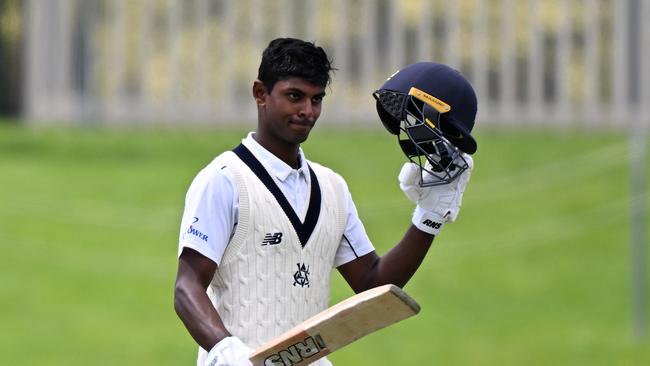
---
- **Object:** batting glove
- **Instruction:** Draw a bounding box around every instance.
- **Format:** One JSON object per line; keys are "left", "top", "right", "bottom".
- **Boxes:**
{"left": 205, "top": 336, "right": 253, "bottom": 366}
{"left": 398, "top": 154, "right": 474, "bottom": 235}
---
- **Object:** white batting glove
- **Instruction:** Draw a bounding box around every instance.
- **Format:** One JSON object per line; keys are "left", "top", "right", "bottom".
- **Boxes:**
{"left": 398, "top": 154, "right": 474, "bottom": 235}
{"left": 205, "top": 336, "right": 253, "bottom": 366}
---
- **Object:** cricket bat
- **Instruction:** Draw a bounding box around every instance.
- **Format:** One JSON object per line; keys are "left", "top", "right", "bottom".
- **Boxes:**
{"left": 249, "top": 284, "right": 420, "bottom": 366}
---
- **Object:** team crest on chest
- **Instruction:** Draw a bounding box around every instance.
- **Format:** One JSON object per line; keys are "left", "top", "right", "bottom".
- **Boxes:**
{"left": 293, "top": 263, "right": 310, "bottom": 288}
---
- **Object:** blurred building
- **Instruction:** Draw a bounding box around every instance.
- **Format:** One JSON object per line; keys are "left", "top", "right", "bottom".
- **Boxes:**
{"left": 17, "top": 0, "right": 650, "bottom": 127}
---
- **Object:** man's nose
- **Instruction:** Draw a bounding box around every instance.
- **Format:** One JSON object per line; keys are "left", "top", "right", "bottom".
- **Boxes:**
{"left": 298, "top": 100, "right": 316, "bottom": 119}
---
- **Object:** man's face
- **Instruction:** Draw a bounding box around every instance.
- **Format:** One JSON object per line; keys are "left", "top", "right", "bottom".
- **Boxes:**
{"left": 255, "top": 77, "right": 326, "bottom": 146}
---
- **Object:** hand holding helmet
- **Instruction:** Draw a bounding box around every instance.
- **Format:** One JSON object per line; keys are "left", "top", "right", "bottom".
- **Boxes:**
{"left": 398, "top": 154, "right": 473, "bottom": 235}
{"left": 375, "top": 62, "right": 478, "bottom": 235}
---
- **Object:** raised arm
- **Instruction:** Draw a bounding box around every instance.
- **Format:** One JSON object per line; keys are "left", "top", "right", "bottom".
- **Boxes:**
{"left": 338, "top": 156, "right": 473, "bottom": 293}
{"left": 338, "top": 226, "right": 434, "bottom": 293}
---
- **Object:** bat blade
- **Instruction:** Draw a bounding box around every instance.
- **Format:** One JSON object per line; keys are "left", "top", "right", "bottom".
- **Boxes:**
{"left": 249, "top": 284, "right": 420, "bottom": 366}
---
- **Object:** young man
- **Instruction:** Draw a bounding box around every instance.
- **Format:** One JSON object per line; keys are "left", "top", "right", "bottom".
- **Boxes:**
{"left": 174, "top": 38, "right": 477, "bottom": 366}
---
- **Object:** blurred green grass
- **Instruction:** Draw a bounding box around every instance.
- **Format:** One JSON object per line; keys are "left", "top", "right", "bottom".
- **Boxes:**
{"left": 0, "top": 123, "right": 648, "bottom": 365}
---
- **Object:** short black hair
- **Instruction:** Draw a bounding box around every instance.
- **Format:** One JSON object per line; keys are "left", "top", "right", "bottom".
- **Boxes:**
{"left": 257, "top": 38, "right": 335, "bottom": 92}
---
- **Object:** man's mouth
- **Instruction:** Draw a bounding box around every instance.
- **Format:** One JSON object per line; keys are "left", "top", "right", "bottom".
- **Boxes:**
{"left": 289, "top": 120, "right": 313, "bottom": 128}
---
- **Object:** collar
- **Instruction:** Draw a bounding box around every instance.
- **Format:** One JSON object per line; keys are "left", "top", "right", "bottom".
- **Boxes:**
{"left": 241, "top": 132, "right": 309, "bottom": 182}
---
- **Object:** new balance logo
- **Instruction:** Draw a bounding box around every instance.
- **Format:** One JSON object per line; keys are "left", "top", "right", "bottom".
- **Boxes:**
{"left": 422, "top": 219, "right": 442, "bottom": 230}
{"left": 262, "top": 232, "right": 283, "bottom": 246}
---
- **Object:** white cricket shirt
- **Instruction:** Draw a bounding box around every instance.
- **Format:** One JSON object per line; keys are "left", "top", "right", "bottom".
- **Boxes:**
{"left": 178, "top": 132, "right": 375, "bottom": 267}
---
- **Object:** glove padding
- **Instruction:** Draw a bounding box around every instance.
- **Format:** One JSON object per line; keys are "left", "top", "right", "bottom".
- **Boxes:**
{"left": 398, "top": 154, "right": 474, "bottom": 235}
{"left": 205, "top": 336, "right": 253, "bottom": 366}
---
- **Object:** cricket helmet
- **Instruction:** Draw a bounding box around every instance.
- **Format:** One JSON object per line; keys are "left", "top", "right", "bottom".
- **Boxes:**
{"left": 374, "top": 62, "right": 478, "bottom": 186}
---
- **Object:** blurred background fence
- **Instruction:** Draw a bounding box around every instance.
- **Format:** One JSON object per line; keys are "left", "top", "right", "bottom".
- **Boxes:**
{"left": 11, "top": 0, "right": 649, "bottom": 127}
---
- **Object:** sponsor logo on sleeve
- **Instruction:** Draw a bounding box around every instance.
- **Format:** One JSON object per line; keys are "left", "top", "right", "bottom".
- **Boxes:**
{"left": 183, "top": 217, "right": 208, "bottom": 242}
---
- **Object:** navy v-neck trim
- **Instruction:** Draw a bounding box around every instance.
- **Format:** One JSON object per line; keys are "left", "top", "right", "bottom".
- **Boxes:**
{"left": 233, "top": 144, "right": 321, "bottom": 247}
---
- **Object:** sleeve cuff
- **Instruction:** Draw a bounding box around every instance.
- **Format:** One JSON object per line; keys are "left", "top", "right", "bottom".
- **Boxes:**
{"left": 178, "top": 241, "right": 222, "bottom": 266}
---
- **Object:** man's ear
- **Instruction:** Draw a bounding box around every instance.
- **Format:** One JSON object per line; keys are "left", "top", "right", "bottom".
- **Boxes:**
{"left": 252, "top": 80, "right": 267, "bottom": 106}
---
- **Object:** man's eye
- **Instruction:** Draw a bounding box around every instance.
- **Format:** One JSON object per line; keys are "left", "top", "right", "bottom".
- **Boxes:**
{"left": 312, "top": 96, "right": 323, "bottom": 104}
{"left": 287, "top": 93, "right": 300, "bottom": 100}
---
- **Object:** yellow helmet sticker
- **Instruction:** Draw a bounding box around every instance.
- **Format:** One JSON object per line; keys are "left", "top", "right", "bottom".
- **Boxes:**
{"left": 408, "top": 87, "right": 451, "bottom": 113}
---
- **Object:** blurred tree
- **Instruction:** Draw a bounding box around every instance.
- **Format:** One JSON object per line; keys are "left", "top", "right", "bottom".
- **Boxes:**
{"left": 0, "top": 0, "right": 21, "bottom": 117}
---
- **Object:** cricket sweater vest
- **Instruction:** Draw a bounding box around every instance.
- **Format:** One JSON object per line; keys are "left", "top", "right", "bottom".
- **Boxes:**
{"left": 208, "top": 145, "right": 347, "bottom": 349}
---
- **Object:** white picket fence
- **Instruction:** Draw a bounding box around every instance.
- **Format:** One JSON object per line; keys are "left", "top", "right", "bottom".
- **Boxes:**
{"left": 24, "top": 0, "right": 650, "bottom": 127}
